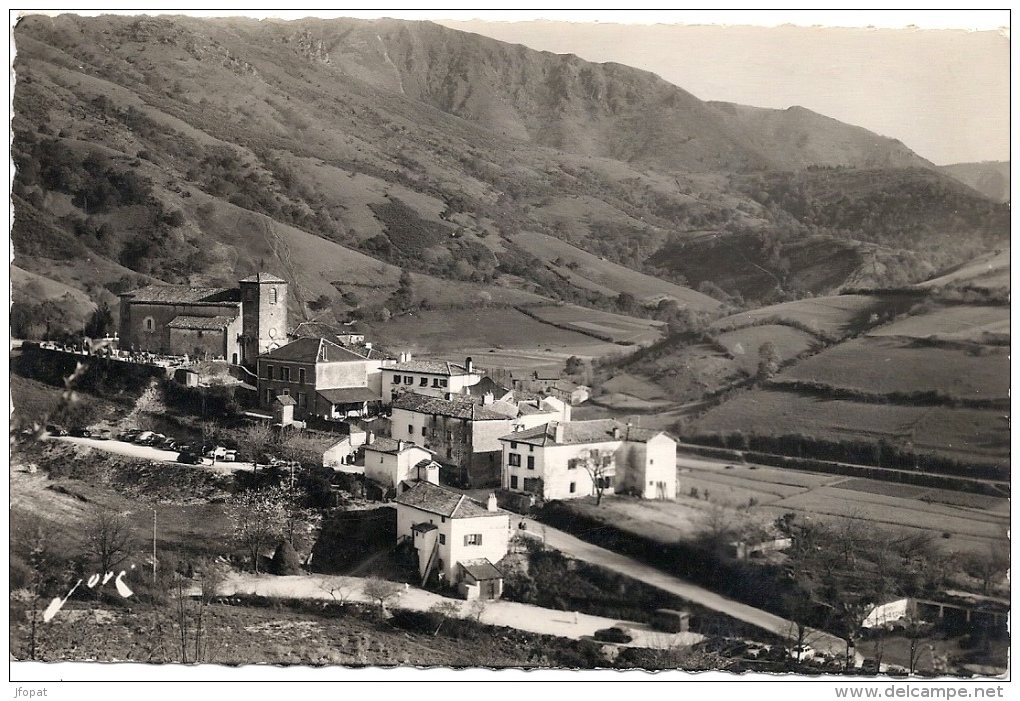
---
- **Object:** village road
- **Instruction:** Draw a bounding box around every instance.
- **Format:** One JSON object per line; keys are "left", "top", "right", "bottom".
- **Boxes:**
{"left": 57, "top": 436, "right": 254, "bottom": 475}
{"left": 213, "top": 572, "right": 702, "bottom": 651}
{"left": 519, "top": 516, "right": 856, "bottom": 663}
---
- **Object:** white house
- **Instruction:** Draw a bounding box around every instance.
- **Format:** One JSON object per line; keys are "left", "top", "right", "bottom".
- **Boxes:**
{"left": 363, "top": 436, "right": 438, "bottom": 489}
{"left": 383, "top": 354, "right": 483, "bottom": 400}
{"left": 392, "top": 481, "right": 511, "bottom": 598}
{"left": 499, "top": 419, "right": 676, "bottom": 502}
{"left": 322, "top": 424, "right": 369, "bottom": 471}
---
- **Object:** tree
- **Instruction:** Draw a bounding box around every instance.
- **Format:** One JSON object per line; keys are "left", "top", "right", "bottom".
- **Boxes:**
{"left": 962, "top": 544, "right": 1010, "bottom": 595}
{"left": 757, "top": 341, "right": 780, "bottom": 380}
{"left": 226, "top": 487, "right": 287, "bottom": 573}
{"left": 80, "top": 506, "right": 135, "bottom": 575}
{"left": 236, "top": 421, "right": 277, "bottom": 467}
{"left": 576, "top": 448, "right": 615, "bottom": 506}
{"left": 84, "top": 301, "right": 115, "bottom": 339}
{"left": 362, "top": 577, "right": 402, "bottom": 617}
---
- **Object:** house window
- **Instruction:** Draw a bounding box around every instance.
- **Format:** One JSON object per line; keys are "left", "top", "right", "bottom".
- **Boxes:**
{"left": 446, "top": 431, "right": 453, "bottom": 442}
{"left": 408, "top": 424, "right": 414, "bottom": 436}
{"left": 510, "top": 441, "right": 517, "bottom": 450}
{"left": 269, "top": 288, "right": 278, "bottom": 305}
{"left": 246, "top": 289, "right": 255, "bottom": 302}
{"left": 404, "top": 377, "right": 413, "bottom": 385}
{"left": 266, "top": 365, "right": 274, "bottom": 380}
{"left": 419, "top": 377, "right": 428, "bottom": 387}
{"left": 266, "top": 389, "right": 274, "bottom": 405}
{"left": 281, "top": 367, "right": 291, "bottom": 382}
{"left": 297, "top": 392, "right": 306, "bottom": 408}
{"left": 299, "top": 368, "right": 306, "bottom": 384}
{"left": 510, "top": 476, "right": 519, "bottom": 489}
{"left": 569, "top": 482, "right": 576, "bottom": 494}
{"left": 508, "top": 453, "right": 521, "bottom": 467}
{"left": 432, "top": 378, "right": 441, "bottom": 387}
{"left": 439, "top": 534, "right": 446, "bottom": 545}
{"left": 464, "top": 534, "right": 482, "bottom": 546}
{"left": 421, "top": 426, "right": 427, "bottom": 437}
{"left": 143, "top": 317, "right": 155, "bottom": 333}
{"left": 527, "top": 455, "right": 535, "bottom": 470}
{"left": 439, "top": 379, "right": 448, "bottom": 388}
{"left": 441, "top": 516, "right": 446, "bottom": 524}
{"left": 392, "top": 375, "right": 402, "bottom": 384}
{"left": 282, "top": 388, "right": 290, "bottom": 396}
{"left": 649, "top": 459, "right": 653, "bottom": 465}
{"left": 529, "top": 445, "right": 534, "bottom": 452}
{"left": 568, "top": 459, "right": 577, "bottom": 470}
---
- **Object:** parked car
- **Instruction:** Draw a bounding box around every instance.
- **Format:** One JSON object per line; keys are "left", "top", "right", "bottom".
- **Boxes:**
{"left": 96, "top": 428, "right": 113, "bottom": 441}
{"left": 118, "top": 428, "right": 141, "bottom": 441}
{"left": 69, "top": 427, "right": 92, "bottom": 438}
{"left": 133, "top": 431, "right": 154, "bottom": 445}
{"left": 204, "top": 445, "right": 228, "bottom": 460}
{"left": 593, "top": 627, "right": 632, "bottom": 644}
{"left": 789, "top": 644, "right": 816, "bottom": 662}
{"left": 177, "top": 452, "right": 204, "bottom": 465}
{"left": 222, "top": 449, "right": 238, "bottom": 462}
{"left": 45, "top": 424, "right": 68, "bottom": 437}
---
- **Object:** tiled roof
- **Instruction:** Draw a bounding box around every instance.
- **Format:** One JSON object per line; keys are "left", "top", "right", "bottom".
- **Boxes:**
{"left": 262, "top": 337, "right": 366, "bottom": 363}
{"left": 393, "top": 481, "right": 508, "bottom": 518}
{"left": 465, "top": 377, "right": 510, "bottom": 398}
{"left": 317, "top": 387, "right": 380, "bottom": 404}
{"left": 122, "top": 285, "right": 239, "bottom": 305}
{"left": 364, "top": 437, "right": 433, "bottom": 456}
{"left": 389, "top": 359, "right": 473, "bottom": 375}
{"left": 239, "top": 272, "right": 287, "bottom": 283}
{"left": 391, "top": 393, "right": 514, "bottom": 421}
{"left": 500, "top": 420, "right": 670, "bottom": 446}
{"left": 167, "top": 315, "right": 237, "bottom": 330}
{"left": 275, "top": 395, "right": 297, "bottom": 406}
{"left": 460, "top": 558, "right": 503, "bottom": 581}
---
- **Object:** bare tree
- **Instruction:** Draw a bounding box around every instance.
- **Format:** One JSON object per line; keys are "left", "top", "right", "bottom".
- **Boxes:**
{"left": 428, "top": 601, "right": 462, "bottom": 636}
{"left": 80, "top": 506, "right": 136, "bottom": 574}
{"left": 576, "top": 448, "right": 615, "bottom": 505}
{"left": 226, "top": 486, "right": 287, "bottom": 573}
{"left": 962, "top": 544, "right": 1010, "bottom": 595}
{"left": 362, "top": 577, "right": 402, "bottom": 617}
{"left": 237, "top": 420, "right": 277, "bottom": 467}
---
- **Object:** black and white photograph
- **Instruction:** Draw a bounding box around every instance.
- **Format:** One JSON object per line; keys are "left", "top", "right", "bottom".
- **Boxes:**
{"left": 7, "top": 9, "right": 1010, "bottom": 686}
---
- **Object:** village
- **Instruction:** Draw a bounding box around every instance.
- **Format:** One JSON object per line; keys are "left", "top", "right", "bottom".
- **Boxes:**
{"left": 11, "top": 271, "right": 1008, "bottom": 674}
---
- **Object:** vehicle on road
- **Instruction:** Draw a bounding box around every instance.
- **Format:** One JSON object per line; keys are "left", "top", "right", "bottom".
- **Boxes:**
{"left": 177, "top": 452, "right": 204, "bottom": 465}
{"left": 205, "top": 445, "right": 228, "bottom": 460}
{"left": 133, "top": 431, "right": 154, "bottom": 445}
{"left": 96, "top": 428, "right": 113, "bottom": 440}
{"left": 222, "top": 449, "right": 238, "bottom": 462}
{"left": 69, "top": 427, "right": 92, "bottom": 438}
{"left": 593, "top": 627, "right": 632, "bottom": 644}
{"left": 118, "top": 428, "right": 141, "bottom": 441}
{"left": 45, "top": 424, "right": 68, "bottom": 437}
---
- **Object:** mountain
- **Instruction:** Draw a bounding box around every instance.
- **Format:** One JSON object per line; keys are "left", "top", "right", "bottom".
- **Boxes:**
{"left": 940, "top": 161, "right": 1010, "bottom": 202}
{"left": 10, "top": 14, "right": 1009, "bottom": 340}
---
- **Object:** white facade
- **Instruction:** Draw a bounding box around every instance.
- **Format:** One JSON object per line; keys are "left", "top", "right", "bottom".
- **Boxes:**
{"left": 383, "top": 355, "right": 483, "bottom": 400}
{"left": 364, "top": 441, "right": 435, "bottom": 489}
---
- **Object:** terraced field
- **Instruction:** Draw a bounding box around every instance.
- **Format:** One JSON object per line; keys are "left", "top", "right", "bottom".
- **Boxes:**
{"left": 712, "top": 294, "right": 881, "bottom": 338}
{"left": 776, "top": 337, "right": 1009, "bottom": 400}
{"left": 868, "top": 305, "right": 1009, "bottom": 342}
{"left": 523, "top": 303, "right": 666, "bottom": 345}
{"left": 716, "top": 325, "right": 817, "bottom": 375}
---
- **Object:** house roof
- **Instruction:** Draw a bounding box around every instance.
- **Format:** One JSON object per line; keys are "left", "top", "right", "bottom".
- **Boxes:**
{"left": 364, "top": 437, "right": 433, "bottom": 456}
{"left": 167, "top": 315, "right": 237, "bottom": 331}
{"left": 500, "top": 420, "right": 669, "bottom": 446}
{"left": 459, "top": 558, "right": 503, "bottom": 581}
{"left": 411, "top": 522, "right": 438, "bottom": 533}
{"left": 389, "top": 359, "right": 475, "bottom": 376}
{"left": 393, "top": 481, "right": 508, "bottom": 518}
{"left": 121, "top": 285, "right": 239, "bottom": 305}
{"left": 391, "top": 393, "right": 514, "bottom": 421}
{"left": 262, "top": 337, "right": 366, "bottom": 364}
{"left": 275, "top": 395, "right": 297, "bottom": 406}
{"left": 465, "top": 376, "right": 510, "bottom": 399}
{"left": 317, "top": 387, "right": 380, "bottom": 405}
{"left": 239, "top": 272, "right": 287, "bottom": 284}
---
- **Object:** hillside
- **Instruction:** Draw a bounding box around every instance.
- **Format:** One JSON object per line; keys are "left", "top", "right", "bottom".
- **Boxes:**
{"left": 940, "top": 161, "right": 1010, "bottom": 202}
{"left": 11, "top": 13, "right": 1009, "bottom": 340}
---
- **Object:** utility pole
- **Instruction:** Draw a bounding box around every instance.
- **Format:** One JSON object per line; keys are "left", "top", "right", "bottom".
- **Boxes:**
{"left": 152, "top": 508, "right": 157, "bottom": 583}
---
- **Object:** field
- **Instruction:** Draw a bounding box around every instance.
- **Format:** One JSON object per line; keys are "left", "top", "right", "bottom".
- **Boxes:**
{"left": 716, "top": 325, "right": 817, "bottom": 375}
{"left": 917, "top": 248, "right": 1010, "bottom": 290}
{"left": 688, "top": 389, "right": 1010, "bottom": 465}
{"left": 523, "top": 303, "right": 666, "bottom": 345}
{"left": 361, "top": 308, "right": 637, "bottom": 368}
{"left": 712, "top": 294, "right": 880, "bottom": 338}
{"left": 777, "top": 337, "right": 1009, "bottom": 400}
{"left": 513, "top": 229, "right": 720, "bottom": 310}
{"left": 867, "top": 305, "right": 1009, "bottom": 342}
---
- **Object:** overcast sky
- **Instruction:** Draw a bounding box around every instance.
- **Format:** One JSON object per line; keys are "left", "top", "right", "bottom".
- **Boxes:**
{"left": 18, "top": 10, "right": 1010, "bottom": 165}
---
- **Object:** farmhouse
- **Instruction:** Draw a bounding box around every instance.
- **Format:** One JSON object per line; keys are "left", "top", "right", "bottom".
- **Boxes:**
{"left": 393, "top": 480, "right": 511, "bottom": 598}
{"left": 500, "top": 420, "right": 676, "bottom": 502}
{"left": 363, "top": 436, "right": 438, "bottom": 490}
{"left": 257, "top": 337, "right": 384, "bottom": 421}
{"left": 119, "top": 273, "right": 287, "bottom": 368}
{"left": 383, "top": 354, "right": 483, "bottom": 401}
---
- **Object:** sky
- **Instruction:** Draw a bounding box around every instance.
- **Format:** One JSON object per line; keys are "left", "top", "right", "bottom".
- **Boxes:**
{"left": 12, "top": 10, "right": 1009, "bottom": 164}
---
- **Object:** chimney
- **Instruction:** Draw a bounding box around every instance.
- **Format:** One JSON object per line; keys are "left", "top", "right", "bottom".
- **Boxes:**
{"left": 487, "top": 493, "right": 498, "bottom": 512}
{"left": 367, "top": 432, "right": 375, "bottom": 445}
{"left": 612, "top": 426, "right": 621, "bottom": 440}
{"left": 465, "top": 356, "right": 474, "bottom": 373}
{"left": 553, "top": 422, "right": 565, "bottom": 443}
{"left": 482, "top": 391, "right": 494, "bottom": 406}
{"left": 397, "top": 439, "right": 405, "bottom": 452}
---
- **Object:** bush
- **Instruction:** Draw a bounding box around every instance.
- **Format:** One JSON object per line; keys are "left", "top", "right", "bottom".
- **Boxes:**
{"left": 268, "top": 541, "right": 303, "bottom": 576}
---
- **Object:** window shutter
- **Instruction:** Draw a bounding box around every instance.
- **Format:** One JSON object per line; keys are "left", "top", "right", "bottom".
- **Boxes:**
{"left": 464, "top": 535, "right": 469, "bottom": 546}
{"left": 477, "top": 534, "right": 482, "bottom": 546}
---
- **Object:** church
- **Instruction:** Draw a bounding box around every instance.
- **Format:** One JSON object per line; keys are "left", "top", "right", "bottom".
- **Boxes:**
{"left": 117, "top": 273, "right": 288, "bottom": 369}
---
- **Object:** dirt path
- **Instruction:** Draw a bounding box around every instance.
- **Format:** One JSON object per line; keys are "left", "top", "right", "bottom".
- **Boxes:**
{"left": 56, "top": 436, "right": 254, "bottom": 474}
{"left": 213, "top": 572, "right": 702, "bottom": 651}
{"left": 520, "top": 516, "right": 858, "bottom": 663}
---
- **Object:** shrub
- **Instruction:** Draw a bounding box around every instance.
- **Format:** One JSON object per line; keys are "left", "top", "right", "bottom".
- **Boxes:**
{"left": 268, "top": 540, "right": 303, "bottom": 576}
